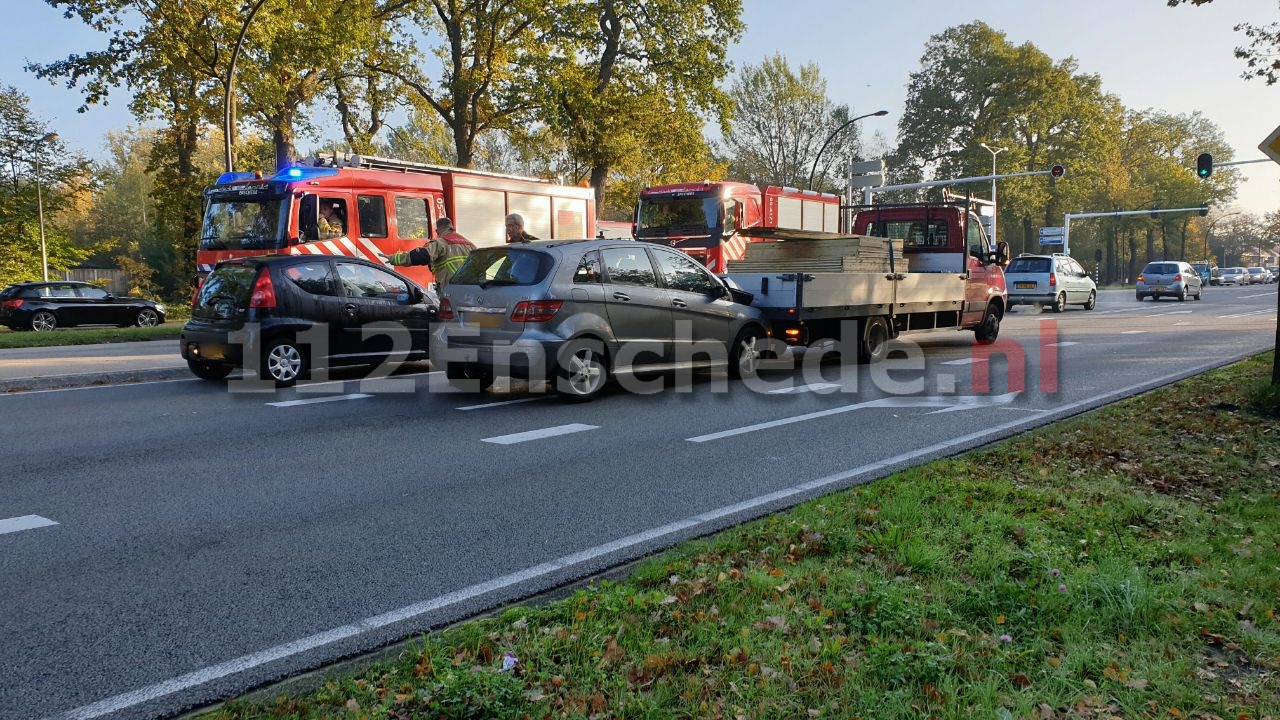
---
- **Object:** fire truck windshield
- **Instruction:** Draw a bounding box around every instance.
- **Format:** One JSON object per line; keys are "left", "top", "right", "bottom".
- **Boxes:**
{"left": 199, "top": 198, "right": 288, "bottom": 251}
{"left": 637, "top": 196, "right": 721, "bottom": 234}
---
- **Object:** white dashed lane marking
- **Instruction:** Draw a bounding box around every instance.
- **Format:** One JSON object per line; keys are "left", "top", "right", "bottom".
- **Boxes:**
{"left": 0, "top": 515, "right": 58, "bottom": 536}
{"left": 481, "top": 423, "right": 598, "bottom": 445}
{"left": 267, "top": 394, "right": 372, "bottom": 407}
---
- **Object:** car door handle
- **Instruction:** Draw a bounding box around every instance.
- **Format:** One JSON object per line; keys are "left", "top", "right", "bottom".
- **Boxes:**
{"left": 343, "top": 303, "right": 358, "bottom": 311}
{"left": 671, "top": 298, "right": 687, "bottom": 308}
{"left": 613, "top": 292, "right": 631, "bottom": 301}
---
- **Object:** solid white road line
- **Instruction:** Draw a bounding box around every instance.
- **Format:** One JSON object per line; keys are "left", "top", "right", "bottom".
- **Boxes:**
{"left": 49, "top": 363, "right": 1226, "bottom": 720}
{"left": 1046, "top": 342, "right": 1080, "bottom": 347}
{"left": 1219, "top": 309, "right": 1276, "bottom": 319}
{"left": 1120, "top": 330, "right": 1146, "bottom": 335}
{"left": 687, "top": 393, "right": 1019, "bottom": 443}
{"left": 1237, "top": 292, "right": 1277, "bottom": 299}
{"left": 481, "top": 423, "right": 598, "bottom": 445}
{"left": 0, "top": 515, "right": 58, "bottom": 536}
{"left": 457, "top": 397, "right": 549, "bottom": 411}
{"left": 267, "top": 394, "right": 372, "bottom": 407}
{"left": 767, "top": 382, "right": 841, "bottom": 394}
{"left": 941, "top": 358, "right": 987, "bottom": 366}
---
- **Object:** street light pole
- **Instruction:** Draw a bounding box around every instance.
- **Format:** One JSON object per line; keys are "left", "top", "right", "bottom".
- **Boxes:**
{"left": 224, "top": 0, "right": 268, "bottom": 173}
{"left": 1204, "top": 211, "right": 1241, "bottom": 267}
{"left": 979, "top": 143, "right": 1007, "bottom": 246}
{"left": 34, "top": 132, "right": 58, "bottom": 282}
{"left": 807, "top": 109, "right": 888, "bottom": 191}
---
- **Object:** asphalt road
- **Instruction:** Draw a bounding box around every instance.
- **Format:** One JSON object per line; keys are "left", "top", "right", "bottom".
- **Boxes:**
{"left": 1, "top": 285, "right": 1276, "bottom": 720}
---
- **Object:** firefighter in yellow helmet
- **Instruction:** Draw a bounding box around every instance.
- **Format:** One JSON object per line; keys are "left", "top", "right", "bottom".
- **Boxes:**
{"left": 384, "top": 217, "right": 477, "bottom": 288}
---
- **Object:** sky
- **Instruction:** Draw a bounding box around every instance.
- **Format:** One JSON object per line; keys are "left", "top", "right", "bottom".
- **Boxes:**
{"left": 6, "top": 0, "right": 1280, "bottom": 218}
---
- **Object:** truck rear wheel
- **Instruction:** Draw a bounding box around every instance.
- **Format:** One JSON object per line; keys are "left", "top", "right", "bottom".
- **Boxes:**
{"left": 858, "top": 316, "right": 890, "bottom": 364}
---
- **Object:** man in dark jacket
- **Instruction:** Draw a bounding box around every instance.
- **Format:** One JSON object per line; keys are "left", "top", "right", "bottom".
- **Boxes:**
{"left": 505, "top": 213, "right": 538, "bottom": 243}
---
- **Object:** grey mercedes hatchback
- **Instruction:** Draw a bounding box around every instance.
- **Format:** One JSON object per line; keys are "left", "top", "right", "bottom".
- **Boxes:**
{"left": 431, "top": 239, "right": 769, "bottom": 401}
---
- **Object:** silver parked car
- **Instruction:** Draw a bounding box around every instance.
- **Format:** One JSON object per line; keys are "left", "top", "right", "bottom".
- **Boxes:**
{"left": 1004, "top": 253, "right": 1096, "bottom": 312}
{"left": 431, "top": 239, "right": 770, "bottom": 401}
{"left": 1136, "top": 261, "right": 1203, "bottom": 301}
{"left": 1246, "top": 267, "right": 1273, "bottom": 284}
{"left": 1219, "top": 267, "right": 1249, "bottom": 286}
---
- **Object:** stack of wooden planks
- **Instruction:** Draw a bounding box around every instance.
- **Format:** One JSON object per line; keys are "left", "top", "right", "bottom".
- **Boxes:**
{"left": 727, "top": 235, "right": 906, "bottom": 273}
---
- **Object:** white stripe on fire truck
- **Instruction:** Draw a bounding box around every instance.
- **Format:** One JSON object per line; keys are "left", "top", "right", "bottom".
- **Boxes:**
{"left": 321, "top": 241, "right": 343, "bottom": 256}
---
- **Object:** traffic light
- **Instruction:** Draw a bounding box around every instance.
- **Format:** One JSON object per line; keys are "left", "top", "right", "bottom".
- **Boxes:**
{"left": 1050, "top": 164, "right": 1065, "bottom": 178}
{"left": 1196, "top": 153, "right": 1213, "bottom": 178}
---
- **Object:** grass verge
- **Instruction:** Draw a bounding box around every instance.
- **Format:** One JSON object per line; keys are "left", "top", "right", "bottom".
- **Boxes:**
{"left": 0, "top": 323, "right": 182, "bottom": 349}
{"left": 206, "top": 354, "right": 1279, "bottom": 720}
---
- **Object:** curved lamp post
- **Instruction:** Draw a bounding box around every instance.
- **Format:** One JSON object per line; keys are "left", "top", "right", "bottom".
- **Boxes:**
{"left": 807, "top": 109, "right": 888, "bottom": 191}
{"left": 224, "top": 0, "right": 268, "bottom": 173}
{"left": 979, "top": 142, "right": 1007, "bottom": 246}
{"left": 34, "top": 132, "right": 58, "bottom": 282}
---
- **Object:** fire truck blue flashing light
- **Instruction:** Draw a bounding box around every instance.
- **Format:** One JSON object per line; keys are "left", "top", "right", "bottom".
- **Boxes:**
{"left": 214, "top": 171, "right": 258, "bottom": 185}
{"left": 273, "top": 166, "right": 338, "bottom": 182}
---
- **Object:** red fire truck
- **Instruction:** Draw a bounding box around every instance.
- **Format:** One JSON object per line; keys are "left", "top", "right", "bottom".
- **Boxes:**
{"left": 634, "top": 182, "right": 840, "bottom": 272}
{"left": 196, "top": 154, "right": 596, "bottom": 286}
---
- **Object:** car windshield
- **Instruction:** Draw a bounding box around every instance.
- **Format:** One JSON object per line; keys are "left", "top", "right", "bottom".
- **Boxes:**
{"left": 636, "top": 196, "right": 721, "bottom": 233}
{"left": 200, "top": 198, "right": 288, "bottom": 251}
{"left": 451, "top": 248, "right": 554, "bottom": 287}
{"left": 1006, "top": 257, "right": 1051, "bottom": 273}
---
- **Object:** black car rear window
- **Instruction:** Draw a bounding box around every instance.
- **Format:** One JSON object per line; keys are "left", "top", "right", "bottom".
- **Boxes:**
{"left": 0, "top": 285, "right": 20, "bottom": 300}
{"left": 197, "top": 264, "right": 258, "bottom": 309}
{"left": 1143, "top": 263, "right": 1178, "bottom": 274}
{"left": 452, "top": 248, "right": 553, "bottom": 287}
{"left": 1007, "top": 257, "right": 1051, "bottom": 273}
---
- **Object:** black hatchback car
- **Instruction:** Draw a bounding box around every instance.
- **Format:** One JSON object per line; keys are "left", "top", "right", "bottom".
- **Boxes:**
{"left": 181, "top": 255, "right": 435, "bottom": 386}
{"left": 0, "top": 281, "right": 165, "bottom": 331}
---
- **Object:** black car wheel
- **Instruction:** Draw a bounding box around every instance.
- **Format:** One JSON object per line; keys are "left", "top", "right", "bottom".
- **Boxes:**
{"left": 261, "top": 338, "right": 308, "bottom": 387}
{"left": 555, "top": 339, "right": 608, "bottom": 401}
{"left": 135, "top": 308, "right": 161, "bottom": 327}
{"left": 1084, "top": 290, "right": 1097, "bottom": 310}
{"left": 1052, "top": 292, "right": 1066, "bottom": 313}
{"left": 30, "top": 311, "right": 58, "bottom": 332}
{"left": 728, "top": 326, "right": 764, "bottom": 379}
{"left": 187, "top": 360, "right": 233, "bottom": 382}
{"left": 1177, "top": 287, "right": 1187, "bottom": 302}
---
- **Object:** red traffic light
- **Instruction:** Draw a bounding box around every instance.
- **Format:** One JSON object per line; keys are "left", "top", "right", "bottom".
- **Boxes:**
{"left": 1050, "top": 164, "right": 1065, "bottom": 178}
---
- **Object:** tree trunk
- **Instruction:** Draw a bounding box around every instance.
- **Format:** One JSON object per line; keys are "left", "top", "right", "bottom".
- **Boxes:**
{"left": 1021, "top": 216, "right": 1034, "bottom": 257}
{"left": 590, "top": 164, "right": 608, "bottom": 206}
{"left": 273, "top": 123, "right": 296, "bottom": 171}
{"left": 1145, "top": 227, "right": 1155, "bottom": 265}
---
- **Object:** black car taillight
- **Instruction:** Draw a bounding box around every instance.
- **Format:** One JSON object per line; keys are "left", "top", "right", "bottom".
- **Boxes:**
{"left": 248, "top": 270, "right": 277, "bottom": 308}
{"left": 437, "top": 298, "right": 455, "bottom": 320}
{"left": 0, "top": 299, "right": 22, "bottom": 309}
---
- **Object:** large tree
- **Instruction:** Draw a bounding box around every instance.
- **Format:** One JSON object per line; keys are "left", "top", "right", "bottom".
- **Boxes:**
{"left": 722, "top": 54, "right": 865, "bottom": 191}
{"left": 0, "top": 86, "right": 88, "bottom": 286}
{"left": 537, "top": 0, "right": 742, "bottom": 204}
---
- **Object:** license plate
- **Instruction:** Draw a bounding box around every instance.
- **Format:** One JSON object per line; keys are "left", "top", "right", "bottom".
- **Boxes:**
{"left": 1014, "top": 282, "right": 1036, "bottom": 289}
{"left": 1153, "top": 286, "right": 1166, "bottom": 292}
{"left": 463, "top": 312, "right": 503, "bottom": 329}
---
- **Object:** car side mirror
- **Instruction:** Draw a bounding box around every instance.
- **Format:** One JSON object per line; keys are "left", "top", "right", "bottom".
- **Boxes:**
{"left": 103, "top": 293, "right": 114, "bottom": 300}
{"left": 409, "top": 286, "right": 425, "bottom": 304}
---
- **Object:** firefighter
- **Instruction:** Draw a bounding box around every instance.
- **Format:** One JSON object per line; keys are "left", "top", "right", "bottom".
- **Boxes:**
{"left": 505, "top": 213, "right": 538, "bottom": 243}
{"left": 318, "top": 202, "right": 346, "bottom": 239}
{"left": 385, "top": 217, "right": 477, "bottom": 288}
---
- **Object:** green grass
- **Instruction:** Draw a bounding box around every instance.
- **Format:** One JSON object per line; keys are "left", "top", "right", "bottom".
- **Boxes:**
{"left": 204, "top": 355, "right": 1280, "bottom": 720}
{"left": 0, "top": 323, "right": 182, "bottom": 349}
